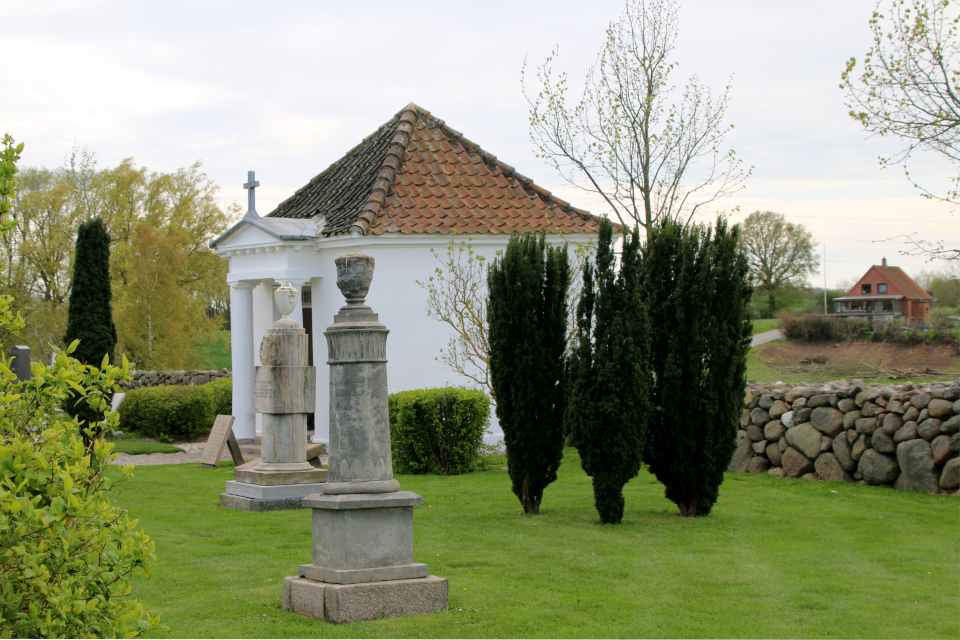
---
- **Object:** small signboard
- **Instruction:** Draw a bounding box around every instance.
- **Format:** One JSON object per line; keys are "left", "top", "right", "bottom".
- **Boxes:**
{"left": 200, "top": 415, "right": 244, "bottom": 468}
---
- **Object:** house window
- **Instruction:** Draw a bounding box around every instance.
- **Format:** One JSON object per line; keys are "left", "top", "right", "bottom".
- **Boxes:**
{"left": 862, "top": 284, "right": 872, "bottom": 294}
{"left": 878, "top": 283, "right": 887, "bottom": 294}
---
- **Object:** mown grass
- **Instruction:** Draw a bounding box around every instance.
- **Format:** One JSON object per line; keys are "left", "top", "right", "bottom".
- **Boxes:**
{"left": 751, "top": 318, "right": 779, "bottom": 335}
{"left": 110, "top": 440, "right": 184, "bottom": 455}
{"left": 115, "top": 449, "right": 958, "bottom": 639}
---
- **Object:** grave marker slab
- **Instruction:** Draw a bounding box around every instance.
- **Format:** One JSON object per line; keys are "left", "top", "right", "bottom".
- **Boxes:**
{"left": 200, "top": 415, "right": 244, "bottom": 467}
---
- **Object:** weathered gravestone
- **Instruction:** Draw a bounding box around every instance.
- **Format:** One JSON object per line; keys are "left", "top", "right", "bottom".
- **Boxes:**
{"left": 220, "top": 282, "right": 327, "bottom": 511}
{"left": 283, "top": 253, "right": 448, "bottom": 624}
{"left": 10, "top": 345, "right": 30, "bottom": 382}
{"left": 200, "top": 415, "right": 244, "bottom": 468}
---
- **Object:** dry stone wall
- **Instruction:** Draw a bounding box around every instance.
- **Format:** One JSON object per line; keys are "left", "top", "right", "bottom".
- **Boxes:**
{"left": 119, "top": 369, "right": 231, "bottom": 389}
{"left": 729, "top": 379, "right": 960, "bottom": 494}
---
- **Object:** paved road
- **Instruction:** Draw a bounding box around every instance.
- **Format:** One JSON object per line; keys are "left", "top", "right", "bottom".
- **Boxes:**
{"left": 751, "top": 329, "right": 783, "bottom": 347}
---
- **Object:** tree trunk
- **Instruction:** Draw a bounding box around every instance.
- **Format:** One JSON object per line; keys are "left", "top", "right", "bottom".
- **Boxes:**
{"left": 521, "top": 475, "right": 540, "bottom": 514}
{"left": 767, "top": 289, "right": 776, "bottom": 319}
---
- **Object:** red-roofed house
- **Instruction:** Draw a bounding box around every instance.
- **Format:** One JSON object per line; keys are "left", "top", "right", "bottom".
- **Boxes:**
{"left": 210, "top": 104, "right": 608, "bottom": 444}
{"left": 833, "top": 258, "right": 935, "bottom": 325}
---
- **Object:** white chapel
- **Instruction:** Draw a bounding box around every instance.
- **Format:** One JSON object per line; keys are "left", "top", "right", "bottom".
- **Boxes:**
{"left": 211, "top": 104, "right": 605, "bottom": 445}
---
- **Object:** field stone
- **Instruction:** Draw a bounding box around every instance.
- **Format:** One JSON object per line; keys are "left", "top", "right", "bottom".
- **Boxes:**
{"left": 728, "top": 430, "right": 753, "bottom": 472}
{"left": 861, "top": 402, "right": 879, "bottom": 417}
{"left": 928, "top": 399, "right": 955, "bottom": 419}
{"left": 779, "top": 437, "right": 788, "bottom": 453}
{"left": 744, "top": 389, "right": 755, "bottom": 407}
{"left": 750, "top": 408, "right": 771, "bottom": 427}
{"left": 903, "top": 406, "right": 920, "bottom": 422}
{"left": 794, "top": 407, "right": 812, "bottom": 425}
{"left": 931, "top": 435, "right": 953, "bottom": 466}
{"left": 811, "top": 407, "right": 845, "bottom": 437}
{"left": 855, "top": 389, "right": 872, "bottom": 408}
{"left": 885, "top": 399, "right": 903, "bottom": 414}
{"left": 858, "top": 449, "right": 899, "bottom": 485}
{"left": 918, "top": 418, "right": 942, "bottom": 441}
{"left": 940, "top": 458, "right": 960, "bottom": 490}
{"left": 752, "top": 440, "right": 767, "bottom": 454}
{"left": 895, "top": 422, "right": 918, "bottom": 443}
{"left": 740, "top": 408, "right": 751, "bottom": 428}
{"left": 942, "top": 415, "right": 960, "bottom": 435}
{"left": 782, "top": 447, "right": 815, "bottom": 478}
{"left": 766, "top": 443, "right": 782, "bottom": 467}
{"left": 759, "top": 394, "right": 774, "bottom": 409}
{"left": 747, "top": 457, "right": 771, "bottom": 474}
{"left": 952, "top": 432, "right": 960, "bottom": 453}
{"left": 785, "top": 423, "right": 823, "bottom": 460}
{"left": 816, "top": 453, "right": 850, "bottom": 482}
{"left": 895, "top": 439, "right": 940, "bottom": 493}
{"left": 911, "top": 393, "right": 932, "bottom": 410}
{"left": 769, "top": 400, "right": 790, "bottom": 419}
{"left": 954, "top": 399, "right": 960, "bottom": 414}
{"left": 871, "top": 429, "right": 896, "bottom": 454}
{"left": 747, "top": 424, "right": 765, "bottom": 442}
{"left": 847, "top": 429, "right": 859, "bottom": 444}
{"left": 918, "top": 408, "right": 931, "bottom": 423}
{"left": 855, "top": 418, "right": 879, "bottom": 435}
{"left": 781, "top": 411, "right": 796, "bottom": 429}
{"left": 852, "top": 434, "right": 870, "bottom": 462}
{"left": 837, "top": 398, "right": 858, "bottom": 413}
{"left": 768, "top": 467, "right": 786, "bottom": 477}
{"left": 801, "top": 472, "right": 820, "bottom": 481}
{"left": 882, "top": 413, "right": 903, "bottom": 436}
{"left": 793, "top": 397, "right": 808, "bottom": 411}
{"left": 808, "top": 394, "right": 832, "bottom": 409}
{"left": 821, "top": 436, "right": 834, "bottom": 453}
{"left": 764, "top": 420, "right": 786, "bottom": 441}
{"left": 832, "top": 435, "right": 856, "bottom": 472}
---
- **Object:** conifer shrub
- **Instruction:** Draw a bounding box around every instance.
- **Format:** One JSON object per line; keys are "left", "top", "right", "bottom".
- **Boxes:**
{"left": 487, "top": 232, "right": 570, "bottom": 514}
{"left": 642, "top": 218, "right": 752, "bottom": 517}
{"left": 117, "top": 385, "right": 216, "bottom": 442}
{"left": 388, "top": 388, "right": 490, "bottom": 475}
{"left": 566, "top": 220, "right": 651, "bottom": 524}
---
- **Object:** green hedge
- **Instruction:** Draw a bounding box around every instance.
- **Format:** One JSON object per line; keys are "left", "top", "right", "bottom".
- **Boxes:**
{"left": 117, "top": 378, "right": 231, "bottom": 442}
{"left": 388, "top": 388, "right": 490, "bottom": 475}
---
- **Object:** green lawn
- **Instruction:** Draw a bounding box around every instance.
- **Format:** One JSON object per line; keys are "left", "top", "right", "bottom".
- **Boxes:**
{"left": 751, "top": 318, "right": 779, "bottom": 335}
{"left": 116, "top": 449, "right": 958, "bottom": 639}
{"left": 110, "top": 440, "right": 184, "bottom": 455}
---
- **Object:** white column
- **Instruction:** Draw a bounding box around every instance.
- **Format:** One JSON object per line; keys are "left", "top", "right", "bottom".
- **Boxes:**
{"left": 229, "top": 281, "right": 257, "bottom": 440}
{"left": 309, "top": 276, "right": 328, "bottom": 446}
{"left": 252, "top": 280, "right": 276, "bottom": 436}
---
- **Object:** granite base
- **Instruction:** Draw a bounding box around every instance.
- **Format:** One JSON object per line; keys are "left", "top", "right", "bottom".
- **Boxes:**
{"left": 282, "top": 575, "right": 448, "bottom": 624}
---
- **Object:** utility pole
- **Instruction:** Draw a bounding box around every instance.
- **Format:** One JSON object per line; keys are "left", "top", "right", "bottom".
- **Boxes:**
{"left": 823, "top": 243, "right": 827, "bottom": 315}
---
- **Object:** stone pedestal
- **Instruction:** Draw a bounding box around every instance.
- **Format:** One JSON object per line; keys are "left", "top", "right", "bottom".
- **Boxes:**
{"left": 284, "top": 254, "right": 447, "bottom": 623}
{"left": 221, "top": 282, "right": 325, "bottom": 511}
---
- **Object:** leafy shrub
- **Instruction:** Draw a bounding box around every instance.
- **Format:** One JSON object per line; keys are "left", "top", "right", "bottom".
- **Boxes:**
{"left": 779, "top": 312, "right": 844, "bottom": 341}
{"left": 204, "top": 377, "right": 232, "bottom": 416}
{"left": 118, "top": 385, "right": 215, "bottom": 442}
{"left": 388, "top": 388, "right": 490, "bottom": 475}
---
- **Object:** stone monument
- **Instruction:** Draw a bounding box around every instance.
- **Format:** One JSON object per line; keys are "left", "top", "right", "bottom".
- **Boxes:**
{"left": 220, "top": 282, "right": 327, "bottom": 511}
{"left": 283, "top": 254, "right": 448, "bottom": 624}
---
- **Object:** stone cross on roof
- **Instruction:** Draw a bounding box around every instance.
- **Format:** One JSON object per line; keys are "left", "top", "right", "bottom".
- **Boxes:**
{"left": 244, "top": 170, "right": 260, "bottom": 217}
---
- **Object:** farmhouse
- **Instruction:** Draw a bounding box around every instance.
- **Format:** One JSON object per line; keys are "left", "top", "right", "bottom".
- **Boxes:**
{"left": 211, "top": 103, "right": 605, "bottom": 443}
{"left": 833, "top": 258, "right": 935, "bottom": 325}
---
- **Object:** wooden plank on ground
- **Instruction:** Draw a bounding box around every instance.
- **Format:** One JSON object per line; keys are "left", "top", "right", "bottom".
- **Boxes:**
{"left": 200, "top": 415, "right": 240, "bottom": 468}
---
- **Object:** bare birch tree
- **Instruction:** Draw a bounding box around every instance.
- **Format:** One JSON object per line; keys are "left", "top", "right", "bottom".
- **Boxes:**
{"left": 523, "top": 0, "right": 750, "bottom": 232}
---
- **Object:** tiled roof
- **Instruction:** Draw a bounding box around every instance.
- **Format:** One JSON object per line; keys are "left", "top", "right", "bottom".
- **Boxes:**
{"left": 268, "top": 103, "right": 606, "bottom": 236}
{"left": 874, "top": 265, "right": 933, "bottom": 301}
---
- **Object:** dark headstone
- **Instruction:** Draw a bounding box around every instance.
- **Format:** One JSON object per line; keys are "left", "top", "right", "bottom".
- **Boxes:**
{"left": 10, "top": 345, "right": 30, "bottom": 382}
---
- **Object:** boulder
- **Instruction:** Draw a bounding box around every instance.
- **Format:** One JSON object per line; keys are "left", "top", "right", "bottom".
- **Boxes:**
{"left": 942, "top": 415, "right": 960, "bottom": 435}
{"left": 918, "top": 418, "right": 942, "bottom": 441}
{"left": 811, "top": 407, "right": 845, "bottom": 437}
{"left": 752, "top": 440, "right": 767, "bottom": 454}
{"left": 768, "top": 467, "right": 786, "bottom": 478}
{"left": 747, "top": 457, "right": 771, "bottom": 474}
{"left": 785, "top": 423, "right": 823, "bottom": 460}
{"left": 858, "top": 449, "right": 899, "bottom": 485}
{"left": 837, "top": 398, "right": 858, "bottom": 414}
{"left": 952, "top": 432, "right": 960, "bottom": 453}
{"left": 728, "top": 430, "right": 753, "bottom": 472}
{"left": 821, "top": 436, "right": 834, "bottom": 453}
{"left": 894, "top": 421, "right": 918, "bottom": 443}
{"left": 940, "top": 458, "right": 960, "bottom": 491}
{"left": 764, "top": 420, "right": 786, "bottom": 441}
{"left": 885, "top": 399, "right": 903, "bottom": 414}
{"left": 801, "top": 472, "right": 820, "bottom": 481}
{"left": 750, "top": 408, "right": 771, "bottom": 427}
{"left": 911, "top": 393, "right": 932, "bottom": 410}
{"left": 782, "top": 447, "right": 815, "bottom": 478}
{"left": 781, "top": 411, "right": 796, "bottom": 429}
{"left": 766, "top": 443, "right": 782, "bottom": 467}
{"left": 928, "top": 399, "right": 955, "bottom": 419}
{"left": 832, "top": 435, "right": 856, "bottom": 472}
{"left": 870, "top": 429, "right": 896, "bottom": 454}
{"left": 793, "top": 397, "right": 808, "bottom": 411}
{"left": 747, "top": 424, "right": 765, "bottom": 442}
{"left": 744, "top": 389, "right": 755, "bottom": 407}
{"left": 847, "top": 429, "right": 859, "bottom": 444}
{"left": 769, "top": 400, "right": 790, "bottom": 419}
{"left": 931, "top": 435, "right": 954, "bottom": 466}
{"left": 855, "top": 417, "right": 879, "bottom": 434}
{"left": 882, "top": 413, "right": 903, "bottom": 436}
{"left": 808, "top": 394, "right": 832, "bottom": 409}
{"left": 955, "top": 399, "right": 960, "bottom": 415}
{"left": 816, "top": 453, "right": 851, "bottom": 482}
{"left": 855, "top": 388, "right": 872, "bottom": 407}
{"left": 861, "top": 401, "right": 879, "bottom": 417}
{"left": 851, "top": 434, "right": 870, "bottom": 462}
{"left": 739, "top": 408, "right": 751, "bottom": 428}
{"left": 759, "top": 394, "right": 774, "bottom": 410}
{"left": 903, "top": 406, "right": 920, "bottom": 423}
{"left": 894, "top": 439, "right": 940, "bottom": 494}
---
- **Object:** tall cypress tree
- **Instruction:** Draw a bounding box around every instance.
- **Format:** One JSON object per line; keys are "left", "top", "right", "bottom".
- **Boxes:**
{"left": 488, "top": 232, "right": 570, "bottom": 514}
{"left": 63, "top": 218, "right": 117, "bottom": 431}
{"left": 642, "top": 218, "right": 752, "bottom": 516}
{"left": 566, "top": 219, "right": 650, "bottom": 524}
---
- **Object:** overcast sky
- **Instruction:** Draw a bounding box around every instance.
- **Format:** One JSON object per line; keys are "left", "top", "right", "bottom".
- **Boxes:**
{"left": 4, "top": 0, "right": 958, "bottom": 289}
